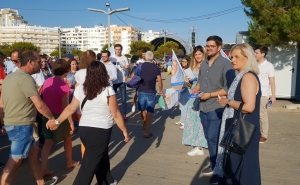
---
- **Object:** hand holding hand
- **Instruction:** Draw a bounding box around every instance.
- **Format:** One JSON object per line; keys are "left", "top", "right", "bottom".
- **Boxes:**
{"left": 46, "top": 119, "right": 59, "bottom": 131}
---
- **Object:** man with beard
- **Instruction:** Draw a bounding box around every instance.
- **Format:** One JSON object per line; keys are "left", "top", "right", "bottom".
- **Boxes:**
{"left": 191, "top": 36, "right": 235, "bottom": 184}
{"left": 0, "top": 51, "right": 57, "bottom": 185}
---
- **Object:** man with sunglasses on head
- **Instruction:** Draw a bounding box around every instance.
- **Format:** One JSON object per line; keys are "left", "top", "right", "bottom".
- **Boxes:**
{"left": 190, "top": 36, "right": 235, "bottom": 184}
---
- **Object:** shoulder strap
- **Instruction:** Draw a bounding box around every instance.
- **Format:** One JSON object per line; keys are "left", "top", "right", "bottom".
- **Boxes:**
{"left": 81, "top": 96, "right": 88, "bottom": 110}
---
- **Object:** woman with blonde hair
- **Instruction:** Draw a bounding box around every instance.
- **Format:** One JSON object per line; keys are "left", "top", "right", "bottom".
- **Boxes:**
{"left": 215, "top": 43, "right": 261, "bottom": 185}
{"left": 182, "top": 45, "right": 207, "bottom": 156}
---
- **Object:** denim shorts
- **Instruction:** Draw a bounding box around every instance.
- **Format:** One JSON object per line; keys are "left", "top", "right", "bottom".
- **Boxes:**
{"left": 138, "top": 92, "right": 156, "bottom": 113}
{"left": 4, "top": 125, "right": 35, "bottom": 159}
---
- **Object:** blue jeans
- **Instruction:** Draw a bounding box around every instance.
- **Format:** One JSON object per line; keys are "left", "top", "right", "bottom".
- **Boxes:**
{"left": 200, "top": 110, "right": 223, "bottom": 169}
{"left": 113, "top": 82, "right": 127, "bottom": 115}
{"left": 4, "top": 125, "right": 35, "bottom": 159}
{"left": 137, "top": 92, "right": 156, "bottom": 113}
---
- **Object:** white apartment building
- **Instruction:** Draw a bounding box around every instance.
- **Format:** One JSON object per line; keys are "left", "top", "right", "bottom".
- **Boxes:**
{"left": 141, "top": 30, "right": 161, "bottom": 43}
{"left": 0, "top": 25, "right": 59, "bottom": 55}
{"left": 61, "top": 25, "right": 106, "bottom": 54}
{"left": 108, "top": 25, "right": 138, "bottom": 55}
{"left": 0, "top": 8, "right": 28, "bottom": 26}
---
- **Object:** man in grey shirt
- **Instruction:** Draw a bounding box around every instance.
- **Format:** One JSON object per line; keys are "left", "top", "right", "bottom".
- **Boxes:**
{"left": 191, "top": 35, "right": 235, "bottom": 184}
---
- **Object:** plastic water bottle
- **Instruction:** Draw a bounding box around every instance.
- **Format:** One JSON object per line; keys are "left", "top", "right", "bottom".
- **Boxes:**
{"left": 267, "top": 100, "right": 272, "bottom": 107}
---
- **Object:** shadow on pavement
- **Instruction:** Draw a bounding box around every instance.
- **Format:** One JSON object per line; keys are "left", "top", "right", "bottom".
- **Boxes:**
{"left": 190, "top": 157, "right": 211, "bottom": 185}
{"left": 109, "top": 97, "right": 178, "bottom": 182}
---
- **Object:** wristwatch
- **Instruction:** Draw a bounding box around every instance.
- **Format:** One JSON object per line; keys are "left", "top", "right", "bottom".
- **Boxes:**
{"left": 54, "top": 120, "right": 60, "bottom": 125}
{"left": 226, "top": 99, "right": 231, "bottom": 107}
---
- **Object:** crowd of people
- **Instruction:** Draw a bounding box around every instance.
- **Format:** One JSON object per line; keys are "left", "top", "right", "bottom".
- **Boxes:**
{"left": 0, "top": 34, "right": 276, "bottom": 185}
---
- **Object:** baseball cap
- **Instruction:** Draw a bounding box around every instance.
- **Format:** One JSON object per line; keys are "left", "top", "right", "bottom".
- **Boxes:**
{"left": 62, "top": 54, "right": 74, "bottom": 59}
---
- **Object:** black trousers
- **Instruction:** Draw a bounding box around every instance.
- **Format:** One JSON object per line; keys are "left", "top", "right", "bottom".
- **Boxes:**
{"left": 73, "top": 126, "right": 114, "bottom": 185}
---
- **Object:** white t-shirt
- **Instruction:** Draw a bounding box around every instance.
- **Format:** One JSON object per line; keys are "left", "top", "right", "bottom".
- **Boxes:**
{"left": 13, "top": 67, "right": 45, "bottom": 87}
{"left": 74, "top": 69, "right": 86, "bottom": 85}
{"left": 258, "top": 60, "right": 275, "bottom": 97}
{"left": 136, "top": 59, "right": 145, "bottom": 64}
{"left": 113, "top": 56, "right": 128, "bottom": 84}
{"left": 74, "top": 84, "right": 116, "bottom": 129}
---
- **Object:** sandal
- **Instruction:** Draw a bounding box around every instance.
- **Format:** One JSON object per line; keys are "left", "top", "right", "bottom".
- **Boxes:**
{"left": 144, "top": 133, "right": 153, "bottom": 138}
{"left": 66, "top": 161, "right": 80, "bottom": 169}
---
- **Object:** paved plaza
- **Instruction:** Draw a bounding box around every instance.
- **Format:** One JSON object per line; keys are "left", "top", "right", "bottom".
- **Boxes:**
{"left": 0, "top": 72, "right": 300, "bottom": 185}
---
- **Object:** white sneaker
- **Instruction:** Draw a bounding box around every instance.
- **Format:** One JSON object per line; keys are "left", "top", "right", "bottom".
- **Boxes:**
{"left": 180, "top": 122, "right": 184, "bottom": 126}
{"left": 131, "top": 105, "right": 136, "bottom": 112}
{"left": 187, "top": 147, "right": 204, "bottom": 156}
{"left": 175, "top": 121, "right": 182, "bottom": 125}
{"left": 179, "top": 125, "right": 184, "bottom": 130}
{"left": 110, "top": 180, "right": 118, "bottom": 185}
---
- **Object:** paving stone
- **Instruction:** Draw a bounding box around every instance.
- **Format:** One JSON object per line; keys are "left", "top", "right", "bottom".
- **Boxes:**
{"left": 0, "top": 72, "right": 299, "bottom": 184}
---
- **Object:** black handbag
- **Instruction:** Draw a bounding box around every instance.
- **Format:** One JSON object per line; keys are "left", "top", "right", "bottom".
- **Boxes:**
{"left": 220, "top": 102, "right": 256, "bottom": 177}
{"left": 220, "top": 103, "right": 256, "bottom": 155}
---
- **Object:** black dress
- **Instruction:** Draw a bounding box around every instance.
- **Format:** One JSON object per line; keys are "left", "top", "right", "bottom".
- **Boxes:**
{"left": 219, "top": 71, "right": 261, "bottom": 185}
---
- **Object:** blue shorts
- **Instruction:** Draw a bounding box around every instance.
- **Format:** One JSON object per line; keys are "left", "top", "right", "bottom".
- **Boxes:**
{"left": 4, "top": 125, "right": 35, "bottom": 159}
{"left": 124, "top": 69, "right": 129, "bottom": 77}
{"left": 138, "top": 92, "right": 156, "bottom": 113}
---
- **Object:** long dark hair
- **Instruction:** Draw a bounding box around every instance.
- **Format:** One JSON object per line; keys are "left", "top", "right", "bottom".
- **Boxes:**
{"left": 181, "top": 55, "right": 191, "bottom": 69}
{"left": 83, "top": 61, "right": 110, "bottom": 100}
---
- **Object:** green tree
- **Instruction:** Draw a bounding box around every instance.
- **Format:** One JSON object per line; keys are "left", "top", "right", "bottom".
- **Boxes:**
{"left": 101, "top": 44, "right": 115, "bottom": 52}
{"left": 129, "top": 41, "right": 154, "bottom": 57}
{"left": 0, "top": 42, "right": 41, "bottom": 56}
{"left": 71, "top": 49, "right": 83, "bottom": 57}
{"left": 154, "top": 41, "right": 183, "bottom": 59}
{"left": 124, "top": 54, "right": 131, "bottom": 58}
{"left": 50, "top": 46, "right": 66, "bottom": 57}
{"left": 241, "top": 0, "right": 300, "bottom": 46}
{"left": 0, "top": 43, "right": 11, "bottom": 56}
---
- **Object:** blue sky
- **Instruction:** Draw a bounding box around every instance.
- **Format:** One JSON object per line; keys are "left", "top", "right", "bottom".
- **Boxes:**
{"left": 0, "top": 0, "right": 250, "bottom": 45}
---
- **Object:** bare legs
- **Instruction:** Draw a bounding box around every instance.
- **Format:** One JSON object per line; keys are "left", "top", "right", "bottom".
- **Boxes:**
{"left": 141, "top": 110, "right": 152, "bottom": 136}
{"left": 1, "top": 144, "right": 44, "bottom": 185}
{"left": 41, "top": 139, "right": 54, "bottom": 176}
{"left": 41, "top": 136, "right": 78, "bottom": 176}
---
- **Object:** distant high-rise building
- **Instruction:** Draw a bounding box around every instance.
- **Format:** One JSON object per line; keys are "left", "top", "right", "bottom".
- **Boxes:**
{"left": 0, "top": 25, "right": 59, "bottom": 55}
{"left": 107, "top": 25, "right": 138, "bottom": 55}
{"left": 61, "top": 25, "right": 106, "bottom": 55}
{"left": 0, "top": 8, "right": 28, "bottom": 26}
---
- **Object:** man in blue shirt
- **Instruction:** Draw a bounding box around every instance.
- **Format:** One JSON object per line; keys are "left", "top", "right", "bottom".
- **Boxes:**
{"left": 138, "top": 51, "right": 163, "bottom": 138}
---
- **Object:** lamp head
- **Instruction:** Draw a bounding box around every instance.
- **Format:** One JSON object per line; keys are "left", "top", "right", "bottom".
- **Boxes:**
{"left": 105, "top": 2, "right": 110, "bottom": 7}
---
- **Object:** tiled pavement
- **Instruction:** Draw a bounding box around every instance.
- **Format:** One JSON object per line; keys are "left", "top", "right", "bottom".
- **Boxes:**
{"left": 1, "top": 72, "right": 300, "bottom": 185}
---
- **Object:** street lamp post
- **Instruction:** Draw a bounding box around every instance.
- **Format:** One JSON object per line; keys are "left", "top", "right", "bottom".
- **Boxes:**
{"left": 58, "top": 28, "right": 70, "bottom": 59}
{"left": 88, "top": 2, "right": 130, "bottom": 48}
{"left": 161, "top": 30, "right": 176, "bottom": 61}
